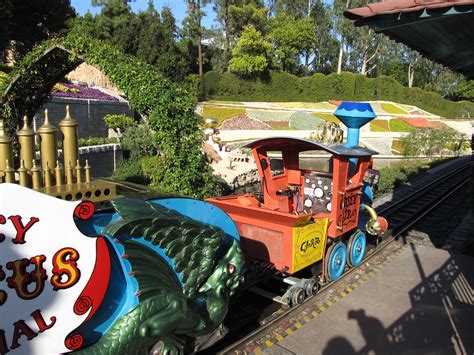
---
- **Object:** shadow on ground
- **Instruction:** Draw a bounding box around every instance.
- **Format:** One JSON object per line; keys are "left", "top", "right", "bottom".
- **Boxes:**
{"left": 323, "top": 243, "right": 474, "bottom": 354}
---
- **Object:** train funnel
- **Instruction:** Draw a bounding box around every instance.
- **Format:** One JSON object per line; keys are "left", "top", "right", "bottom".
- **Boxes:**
{"left": 334, "top": 102, "right": 376, "bottom": 148}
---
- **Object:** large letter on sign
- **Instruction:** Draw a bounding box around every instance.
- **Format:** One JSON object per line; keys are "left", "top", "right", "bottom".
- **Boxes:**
{"left": 6, "top": 256, "right": 47, "bottom": 300}
{"left": 51, "top": 248, "right": 81, "bottom": 290}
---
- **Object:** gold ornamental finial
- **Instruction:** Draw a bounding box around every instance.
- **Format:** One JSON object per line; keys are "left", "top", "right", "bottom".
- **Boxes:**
{"left": 38, "top": 108, "right": 57, "bottom": 171}
{"left": 66, "top": 160, "right": 74, "bottom": 185}
{"left": 84, "top": 160, "right": 91, "bottom": 183}
{"left": 59, "top": 105, "right": 79, "bottom": 176}
{"left": 4, "top": 159, "right": 14, "bottom": 183}
{"left": 44, "top": 162, "right": 52, "bottom": 188}
{"left": 54, "top": 160, "right": 63, "bottom": 186}
{"left": 18, "top": 160, "right": 28, "bottom": 187}
{"left": 17, "top": 116, "right": 35, "bottom": 171}
{"left": 31, "top": 160, "right": 42, "bottom": 190}
{"left": 0, "top": 119, "right": 14, "bottom": 175}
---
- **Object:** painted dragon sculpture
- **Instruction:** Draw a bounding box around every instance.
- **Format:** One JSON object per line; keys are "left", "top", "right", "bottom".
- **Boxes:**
{"left": 74, "top": 198, "right": 244, "bottom": 354}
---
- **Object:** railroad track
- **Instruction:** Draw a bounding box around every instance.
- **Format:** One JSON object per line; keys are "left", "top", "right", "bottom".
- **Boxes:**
{"left": 211, "top": 159, "right": 471, "bottom": 354}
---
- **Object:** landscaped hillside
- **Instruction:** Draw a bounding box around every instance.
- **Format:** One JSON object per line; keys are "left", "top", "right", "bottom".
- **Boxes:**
{"left": 201, "top": 71, "right": 474, "bottom": 119}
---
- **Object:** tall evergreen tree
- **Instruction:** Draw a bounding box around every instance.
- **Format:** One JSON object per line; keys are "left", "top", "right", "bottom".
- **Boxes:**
{"left": 1, "top": 0, "right": 76, "bottom": 62}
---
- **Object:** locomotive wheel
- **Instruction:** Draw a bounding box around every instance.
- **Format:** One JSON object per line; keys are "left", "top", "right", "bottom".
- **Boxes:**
{"left": 324, "top": 242, "right": 347, "bottom": 282}
{"left": 305, "top": 279, "right": 320, "bottom": 297}
{"left": 291, "top": 287, "right": 305, "bottom": 306}
{"left": 347, "top": 230, "right": 367, "bottom": 267}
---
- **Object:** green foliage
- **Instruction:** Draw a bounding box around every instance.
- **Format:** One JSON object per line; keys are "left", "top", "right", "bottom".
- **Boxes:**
{"left": 389, "top": 118, "right": 414, "bottom": 133}
{"left": 1, "top": 32, "right": 220, "bottom": 199}
{"left": 376, "top": 161, "right": 432, "bottom": 197}
{"left": 75, "top": 1, "right": 190, "bottom": 82}
{"left": 269, "top": 14, "right": 316, "bottom": 74}
{"left": 1, "top": 0, "right": 75, "bottom": 61}
{"left": 381, "top": 103, "right": 408, "bottom": 115}
{"left": 104, "top": 114, "right": 136, "bottom": 133}
{"left": 202, "top": 106, "right": 246, "bottom": 125}
{"left": 229, "top": 25, "right": 272, "bottom": 77}
{"left": 78, "top": 137, "right": 119, "bottom": 147}
{"left": 401, "top": 127, "right": 468, "bottom": 157}
{"left": 370, "top": 120, "right": 390, "bottom": 132}
{"left": 202, "top": 71, "right": 474, "bottom": 118}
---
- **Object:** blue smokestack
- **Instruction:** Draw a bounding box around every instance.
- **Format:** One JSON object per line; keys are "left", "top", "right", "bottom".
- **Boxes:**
{"left": 334, "top": 102, "right": 376, "bottom": 148}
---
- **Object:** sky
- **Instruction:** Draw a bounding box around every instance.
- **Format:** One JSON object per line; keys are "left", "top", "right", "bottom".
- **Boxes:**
{"left": 71, "top": 0, "right": 217, "bottom": 28}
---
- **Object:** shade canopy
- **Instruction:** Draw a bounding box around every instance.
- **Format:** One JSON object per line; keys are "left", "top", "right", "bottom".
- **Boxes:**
{"left": 344, "top": 1, "right": 474, "bottom": 79}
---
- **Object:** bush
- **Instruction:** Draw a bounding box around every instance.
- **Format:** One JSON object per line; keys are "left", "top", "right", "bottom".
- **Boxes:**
{"left": 104, "top": 114, "right": 136, "bottom": 134}
{"left": 375, "top": 161, "right": 432, "bottom": 197}
{"left": 78, "top": 137, "right": 119, "bottom": 147}
{"left": 202, "top": 71, "right": 474, "bottom": 118}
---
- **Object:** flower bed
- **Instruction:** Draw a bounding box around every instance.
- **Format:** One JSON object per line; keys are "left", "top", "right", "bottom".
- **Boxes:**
{"left": 52, "top": 82, "right": 119, "bottom": 101}
{"left": 220, "top": 115, "right": 271, "bottom": 130}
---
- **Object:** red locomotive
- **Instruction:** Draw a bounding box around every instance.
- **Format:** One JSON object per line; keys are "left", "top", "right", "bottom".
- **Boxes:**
{"left": 207, "top": 102, "right": 388, "bottom": 305}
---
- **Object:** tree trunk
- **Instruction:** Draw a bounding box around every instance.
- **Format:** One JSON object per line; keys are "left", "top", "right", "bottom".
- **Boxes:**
{"left": 361, "top": 53, "right": 367, "bottom": 76}
{"left": 197, "top": 0, "right": 203, "bottom": 77}
{"left": 337, "top": 0, "right": 352, "bottom": 74}
{"left": 337, "top": 38, "right": 344, "bottom": 74}
{"left": 408, "top": 62, "right": 415, "bottom": 88}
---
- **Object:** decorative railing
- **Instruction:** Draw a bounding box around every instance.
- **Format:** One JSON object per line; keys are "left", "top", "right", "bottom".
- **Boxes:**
{"left": 0, "top": 105, "right": 116, "bottom": 201}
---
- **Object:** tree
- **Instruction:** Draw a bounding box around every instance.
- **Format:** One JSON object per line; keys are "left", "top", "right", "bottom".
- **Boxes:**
{"left": 1, "top": 0, "right": 76, "bottom": 62}
{"left": 185, "top": 0, "right": 212, "bottom": 79}
{"left": 269, "top": 13, "right": 315, "bottom": 74}
{"left": 309, "top": 0, "right": 338, "bottom": 74}
{"left": 229, "top": 24, "right": 271, "bottom": 77}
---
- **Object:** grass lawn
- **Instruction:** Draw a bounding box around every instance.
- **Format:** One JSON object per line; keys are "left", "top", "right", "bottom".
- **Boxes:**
{"left": 391, "top": 139, "right": 404, "bottom": 154}
{"left": 389, "top": 118, "right": 415, "bottom": 132}
{"left": 370, "top": 120, "right": 390, "bottom": 132}
{"left": 381, "top": 103, "right": 409, "bottom": 115}
{"left": 202, "top": 106, "right": 246, "bottom": 125}
{"left": 206, "top": 100, "right": 244, "bottom": 105}
{"left": 312, "top": 112, "right": 341, "bottom": 124}
{"left": 277, "top": 102, "right": 336, "bottom": 110}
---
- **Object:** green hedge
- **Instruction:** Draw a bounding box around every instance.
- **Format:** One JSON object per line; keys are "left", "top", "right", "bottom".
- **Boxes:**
{"left": 202, "top": 71, "right": 474, "bottom": 118}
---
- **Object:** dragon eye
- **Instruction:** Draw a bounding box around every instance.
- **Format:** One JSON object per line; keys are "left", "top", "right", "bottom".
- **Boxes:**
{"left": 227, "top": 264, "right": 235, "bottom": 273}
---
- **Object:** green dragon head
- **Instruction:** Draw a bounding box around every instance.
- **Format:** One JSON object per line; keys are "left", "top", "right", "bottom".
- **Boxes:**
{"left": 198, "top": 240, "right": 244, "bottom": 324}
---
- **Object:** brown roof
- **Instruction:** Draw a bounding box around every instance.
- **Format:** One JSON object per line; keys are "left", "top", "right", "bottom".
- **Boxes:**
{"left": 344, "top": 0, "right": 474, "bottom": 20}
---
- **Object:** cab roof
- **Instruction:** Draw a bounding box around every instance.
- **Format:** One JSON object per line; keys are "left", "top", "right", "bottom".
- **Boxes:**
{"left": 244, "top": 137, "right": 378, "bottom": 157}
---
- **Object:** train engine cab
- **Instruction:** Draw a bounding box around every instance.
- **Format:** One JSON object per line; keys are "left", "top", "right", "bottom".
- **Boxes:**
{"left": 207, "top": 102, "right": 388, "bottom": 304}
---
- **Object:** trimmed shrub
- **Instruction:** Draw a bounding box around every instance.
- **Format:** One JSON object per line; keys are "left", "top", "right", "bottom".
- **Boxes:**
{"left": 202, "top": 71, "right": 474, "bottom": 118}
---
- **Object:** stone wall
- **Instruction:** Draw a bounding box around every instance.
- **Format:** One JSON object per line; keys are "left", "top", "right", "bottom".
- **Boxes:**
{"left": 66, "top": 63, "right": 121, "bottom": 94}
{"left": 34, "top": 97, "right": 133, "bottom": 139}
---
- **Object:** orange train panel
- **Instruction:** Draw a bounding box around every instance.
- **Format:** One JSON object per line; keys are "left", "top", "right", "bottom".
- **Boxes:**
{"left": 207, "top": 195, "right": 329, "bottom": 274}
